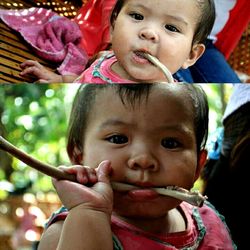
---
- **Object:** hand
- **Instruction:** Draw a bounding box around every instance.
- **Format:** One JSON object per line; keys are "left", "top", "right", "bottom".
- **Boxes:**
{"left": 20, "top": 60, "right": 62, "bottom": 83}
{"left": 52, "top": 160, "right": 113, "bottom": 215}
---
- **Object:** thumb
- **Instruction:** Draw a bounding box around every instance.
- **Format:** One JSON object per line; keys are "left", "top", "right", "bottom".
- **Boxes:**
{"left": 97, "top": 160, "right": 112, "bottom": 184}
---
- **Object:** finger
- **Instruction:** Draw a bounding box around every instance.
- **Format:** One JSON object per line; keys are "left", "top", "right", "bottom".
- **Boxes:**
{"left": 20, "top": 66, "right": 41, "bottom": 77}
{"left": 73, "top": 167, "right": 97, "bottom": 185}
{"left": 96, "top": 160, "right": 112, "bottom": 184}
{"left": 76, "top": 167, "right": 91, "bottom": 184}
{"left": 20, "top": 60, "right": 42, "bottom": 69}
{"left": 57, "top": 165, "right": 70, "bottom": 171}
{"left": 57, "top": 165, "right": 85, "bottom": 183}
{"left": 61, "top": 165, "right": 97, "bottom": 185}
{"left": 85, "top": 167, "right": 98, "bottom": 184}
{"left": 20, "top": 61, "right": 34, "bottom": 69}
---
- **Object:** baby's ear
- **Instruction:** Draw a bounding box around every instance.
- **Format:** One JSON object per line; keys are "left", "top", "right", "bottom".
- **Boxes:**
{"left": 70, "top": 145, "right": 83, "bottom": 165}
{"left": 194, "top": 149, "right": 208, "bottom": 181}
{"left": 182, "top": 43, "right": 205, "bottom": 69}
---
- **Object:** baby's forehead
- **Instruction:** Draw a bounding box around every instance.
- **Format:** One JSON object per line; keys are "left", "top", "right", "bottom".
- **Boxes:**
{"left": 151, "top": 84, "right": 194, "bottom": 102}
{"left": 95, "top": 84, "right": 195, "bottom": 109}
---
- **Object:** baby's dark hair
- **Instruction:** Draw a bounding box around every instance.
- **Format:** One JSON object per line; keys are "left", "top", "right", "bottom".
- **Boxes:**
{"left": 110, "top": 0, "right": 215, "bottom": 45}
{"left": 66, "top": 84, "right": 208, "bottom": 163}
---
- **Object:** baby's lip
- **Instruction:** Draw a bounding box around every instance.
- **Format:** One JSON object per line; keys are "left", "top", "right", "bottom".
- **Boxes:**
{"left": 112, "top": 181, "right": 158, "bottom": 191}
{"left": 134, "top": 50, "right": 155, "bottom": 65}
{"left": 113, "top": 182, "right": 160, "bottom": 200}
{"left": 111, "top": 182, "right": 207, "bottom": 207}
{"left": 128, "top": 188, "right": 159, "bottom": 201}
{"left": 133, "top": 181, "right": 155, "bottom": 188}
{"left": 134, "top": 50, "right": 152, "bottom": 58}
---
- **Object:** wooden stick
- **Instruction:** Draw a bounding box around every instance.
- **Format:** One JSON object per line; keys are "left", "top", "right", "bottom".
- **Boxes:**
{"left": 0, "top": 136, "right": 206, "bottom": 207}
{"left": 0, "top": 136, "right": 76, "bottom": 182}
{"left": 141, "top": 53, "right": 174, "bottom": 83}
{"left": 111, "top": 182, "right": 207, "bottom": 207}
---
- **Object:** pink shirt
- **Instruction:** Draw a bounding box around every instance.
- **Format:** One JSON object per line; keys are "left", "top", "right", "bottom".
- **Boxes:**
{"left": 46, "top": 201, "right": 236, "bottom": 249}
{"left": 74, "top": 52, "right": 135, "bottom": 83}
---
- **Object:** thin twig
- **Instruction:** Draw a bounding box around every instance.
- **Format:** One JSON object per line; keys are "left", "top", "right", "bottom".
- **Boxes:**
{"left": 0, "top": 136, "right": 76, "bottom": 182}
{"left": 111, "top": 182, "right": 207, "bottom": 207}
{"left": 142, "top": 53, "right": 174, "bottom": 83}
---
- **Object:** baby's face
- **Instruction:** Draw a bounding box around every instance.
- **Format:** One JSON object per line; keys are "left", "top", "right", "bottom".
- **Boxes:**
{"left": 110, "top": 0, "right": 203, "bottom": 82}
{"left": 81, "top": 84, "right": 200, "bottom": 218}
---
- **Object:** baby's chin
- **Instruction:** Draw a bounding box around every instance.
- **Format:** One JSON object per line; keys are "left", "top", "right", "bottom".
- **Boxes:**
{"left": 113, "top": 200, "right": 179, "bottom": 219}
{"left": 131, "top": 72, "right": 167, "bottom": 83}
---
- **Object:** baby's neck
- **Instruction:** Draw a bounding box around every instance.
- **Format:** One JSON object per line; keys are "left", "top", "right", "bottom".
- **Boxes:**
{"left": 111, "top": 61, "right": 135, "bottom": 81}
{"left": 114, "top": 208, "right": 186, "bottom": 234}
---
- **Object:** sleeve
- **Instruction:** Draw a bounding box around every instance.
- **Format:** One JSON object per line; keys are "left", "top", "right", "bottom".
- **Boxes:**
{"left": 44, "top": 206, "right": 69, "bottom": 229}
{"left": 198, "top": 201, "right": 237, "bottom": 249}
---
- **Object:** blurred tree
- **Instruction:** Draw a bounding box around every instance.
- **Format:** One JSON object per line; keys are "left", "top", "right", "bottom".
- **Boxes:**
{"left": 0, "top": 89, "right": 13, "bottom": 180}
{"left": 201, "top": 84, "right": 233, "bottom": 131}
{"left": 0, "top": 84, "right": 79, "bottom": 197}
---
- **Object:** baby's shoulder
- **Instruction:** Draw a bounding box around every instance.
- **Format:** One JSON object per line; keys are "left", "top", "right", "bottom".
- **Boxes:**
{"left": 184, "top": 201, "right": 237, "bottom": 249}
{"left": 197, "top": 200, "right": 229, "bottom": 226}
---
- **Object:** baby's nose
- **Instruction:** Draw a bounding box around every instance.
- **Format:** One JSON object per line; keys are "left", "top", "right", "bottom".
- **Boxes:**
{"left": 128, "top": 154, "right": 158, "bottom": 171}
{"left": 139, "top": 28, "right": 159, "bottom": 42}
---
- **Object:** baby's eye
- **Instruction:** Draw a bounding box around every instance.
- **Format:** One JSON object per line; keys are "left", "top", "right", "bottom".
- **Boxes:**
{"left": 106, "top": 135, "right": 128, "bottom": 144}
{"left": 165, "top": 24, "right": 179, "bottom": 33}
{"left": 129, "top": 12, "right": 144, "bottom": 20}
{"left": 161, "top": 138, "right": 180, "bottom": 149}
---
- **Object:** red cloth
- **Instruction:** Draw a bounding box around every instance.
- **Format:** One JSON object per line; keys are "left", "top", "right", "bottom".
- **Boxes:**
{"left": 74, "top": 0, "right": 116, "bottom": 57}
{"left": 215, "top": 0, "right": 250, "bottom": 59}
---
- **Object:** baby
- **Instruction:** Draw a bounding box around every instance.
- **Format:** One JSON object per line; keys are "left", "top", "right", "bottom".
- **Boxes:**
{"left": 20, "top": 0, "right": 215, "bottom": 83}
{"left": 37, "top": 83, "right": 236, "bottom": 249}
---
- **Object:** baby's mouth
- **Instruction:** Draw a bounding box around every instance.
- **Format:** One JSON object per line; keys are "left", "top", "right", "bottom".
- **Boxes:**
{"left": 111, "top": 182, "right": 207, "bottom": 207}
{"left": 134, "top": 51, "right": 152, "bottom": 63}
{"left": 133, "top": 50, "right": 152, "bottom": 64}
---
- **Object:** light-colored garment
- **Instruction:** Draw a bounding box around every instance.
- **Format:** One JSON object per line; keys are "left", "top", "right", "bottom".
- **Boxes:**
{"left": 214, "top": 0, "right": 250, "bottom": 58}
{"left": 46, "top": 201, "right": 236, "bottom": 249}
{"left": 223, "top": 84, "right": 250, "bottom": 121}
{"left": 74, "top": 52, "right": 135, "bottom": 83}
{"left": 209, "top": 0, "right": 237, "bottom": 41}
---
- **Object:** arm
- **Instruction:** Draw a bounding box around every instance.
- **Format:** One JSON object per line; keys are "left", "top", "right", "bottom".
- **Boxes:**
{"left": 58, "top": 205, "right": 113, "bottom": 250}
{"left": 39, "top": 161, "right": 113, "bottom": 250}
{"left": 38, "top": 209, "right": 113, "bottom": 250}
{"left": 20, "top": 60, "right": 78, "bottom": 83}
{"left": 38, "top": 221, "right": 64, "bottom": 250}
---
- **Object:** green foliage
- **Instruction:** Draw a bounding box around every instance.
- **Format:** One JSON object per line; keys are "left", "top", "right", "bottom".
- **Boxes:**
{"left": 0, "top": 84, "right": 79, "bottom": 194}
{"left": 201, "top": 84, "right": 233, "bottom": 131}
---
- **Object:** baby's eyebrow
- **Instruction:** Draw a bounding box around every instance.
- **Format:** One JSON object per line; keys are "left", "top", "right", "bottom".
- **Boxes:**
{"left": 164, "top": 14, "right": 188, "bottom": 26}
{"left": 154, "top": 124, "right": 194, "bottom": 137}
{"left": 126, "top": 2, "right": 188, "bottom": 27}
{"left": 126, "top": 3, "right": 148, "bottom": 10}
{"left": 99, "top": 119, "right": 129, "bottom": 129}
